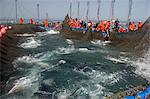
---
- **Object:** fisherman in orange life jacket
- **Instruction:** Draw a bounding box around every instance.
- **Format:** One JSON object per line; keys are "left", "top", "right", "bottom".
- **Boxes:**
{"left": 128, "top": 22, "right": 135, "bottom": 31}
{"left": 77, "top": 19, "right": 81, "bottom": 29}
{"left": 44, "top": 19, "right": 49, "bottom": 28}
{"left": 30, "top": 18, "right": 33, "bottom": 24}
{"left": 88, "top": 20, "right": 92, "bottom": 28}
{"left": 96, "top": 21, "right": 103, "bottom": 32}
{"left": 118, "top": 26, "right": 124, "bottom": 32}
{"left": 72, "top": 19, "right": 76, "bottom": 28}
{"left": 19, "top": 18, "right": 24, "bottom": 24}
{"left": 100, "top": 21, "right": 105, "bottom": 32}
{"left": 138, "top": 21, "right": 142, "bottom": 30}
{"left": 69, "top": 19, "right": 76, "bottom": 30}
{"left": 69, "top": 19, "right": 73, "bottom": 28}
{"left": 96, "top": 22, "right": 101, "bottom": 31}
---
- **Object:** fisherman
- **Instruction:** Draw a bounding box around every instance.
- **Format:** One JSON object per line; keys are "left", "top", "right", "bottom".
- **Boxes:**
{"left": 19, "top": 18, "right": 24, "bottom": 24}
{"left": 114, "top": 18, "right": 120, "bottom": 31}
{"left": 77, "top": 19, "right": 81, "bottom": 29}
{"left": 69, "top": 19, "right": 76, "bottom": 30}
{"left": 30, "top": 18, "right": 33, "bottom": 24}
{"left": 105, "top": 20, "right": 110, "bottom": 36}
{"left": 88, "top": 20, "right": 93, "bottom": 28}
{"left": 138, "top": 21, "right": 142, "bottom": 30}
{"left": 128, "top": 22, "right": 135, "bottom": 31}
{"left": 118, "top": 26, "right": 124, "bottom": 32}
{"left": 44, "top": 19, "right": 49, "bottom": 28}
{"left": 96, "top": 20, "right": 105, "bottom": 32}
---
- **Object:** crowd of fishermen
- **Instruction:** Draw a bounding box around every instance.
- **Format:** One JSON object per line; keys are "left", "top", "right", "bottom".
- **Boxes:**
{"left": 19, "top": 18, "right": 49, "bottom": 28}
{"left": 68, "top": 18, "right": 143, "bottom": 35}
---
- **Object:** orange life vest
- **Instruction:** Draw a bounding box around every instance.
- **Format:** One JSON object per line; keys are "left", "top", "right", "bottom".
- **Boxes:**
{"left": 129, "top": 23, "right": 135, "bottom": 31}
{"left": 19, "top": 18, "right": 24, "bottom": 24}
{"left": 30, "top": 18, "right": 33, "bottom": 24}
{"left": 44, "top": 19, "right": 49, "bottom": 28}
{"left": 118, "top": 27, "right": 124, "bottom": 32}
{"left": 77, "top": 20, "right": 81, "bottom": 28}
{"left": 138, "top": 22, "right": 142, "bottom": 29}
{"left": 105, "top": 21, "right": 110, "bottom": 30}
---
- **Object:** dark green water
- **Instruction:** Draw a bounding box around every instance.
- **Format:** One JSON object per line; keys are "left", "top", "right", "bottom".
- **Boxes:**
{"left": 4, "top": 30, "right": 147, "bottom": 99}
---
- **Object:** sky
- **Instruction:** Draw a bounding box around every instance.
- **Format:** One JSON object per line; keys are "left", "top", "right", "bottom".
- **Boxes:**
{"left": 0, "top": 0, "right": 149, "bottom": 21}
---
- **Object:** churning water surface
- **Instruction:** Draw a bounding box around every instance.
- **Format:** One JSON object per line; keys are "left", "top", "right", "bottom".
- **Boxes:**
{"left": 3, "top": 29, "right": 150, "bottom": 99}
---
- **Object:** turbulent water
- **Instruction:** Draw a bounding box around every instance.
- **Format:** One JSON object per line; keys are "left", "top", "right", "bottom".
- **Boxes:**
{"left": 3, "top": 29, "right": 150, "bottom": 99}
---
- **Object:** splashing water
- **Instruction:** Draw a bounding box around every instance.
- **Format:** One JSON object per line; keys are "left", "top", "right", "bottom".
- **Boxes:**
{"left": 133, "top": 48, "right": 150, "bottom": 79}
{"left": 19, "top": 37, "right": 41, "bottom": 49}
{"left": 3, "top": 30, "right": 147, "bottom": 99}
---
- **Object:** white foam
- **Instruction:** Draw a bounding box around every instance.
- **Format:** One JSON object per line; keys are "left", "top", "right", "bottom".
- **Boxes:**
{"left": 132, "top": 49, "right": 150, "bottom": 79}
{"left": 16, "top": 34, "right": 36, "bottom": 37}
{"left": 14, "top": 52, "right": 56, "bottom": 69}
{"left": 42, "top": 79, "right": 54, "bottom": 86}
{"left": 59, "top": 60, "right": 66, "bottom": 64}
{"left": 46, "top": 30, "right": 60, "bottom": 34}
{"left": 73, "top": 68, "right": 121, "bottom": 98}
{"left": 8, "top": 76, "right": 39, "bottom": 96}
{"left": 19, "top": 37, "right": 41, "bottom": 49}
{"left": 66, "top": 39, "right": 74, "bottom": 45}
{"left": 78, "top": 48, "right": 89, "bottom": 52}
{"left": 105, "top": 56, "right": 129, "bottom": 64}
{"left": 91, "top": 40, "right": 111, "bottom": 46}
{"left": 57, "top": 91, "right": 71, "bottom": 99}
{"left": 56, "top": 46, "right": 75, "bottom": 55}
{"left": 105, "top": 56, "right": 124, "bottom": 63}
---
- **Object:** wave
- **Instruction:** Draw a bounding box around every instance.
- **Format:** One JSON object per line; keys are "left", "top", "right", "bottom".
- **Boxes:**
{"left": 56, "top": 46, "right": 75, "bottom": 55}
{"left": 66, "top": 39, "right": 74, "bottom": 45}
{"left": 132, "top": 48, "right": 150, "bottom": 79}
{"left": 105, "top": 56, "right": 129, "bottom": 63}
{"left": 73, "top": 68, "right": 122, "bottom": 98}
{"left": 46, "top": 30, "right": 60, "bottom": 35}
{"left": 78, "top": 48, "right": 89, "bottom": 52}
{"left": 7, "top": 76, "right": 39, "bottom": 97}
{"left": 91, "top": 40, "right": 111, "bottom": 46}
{"left": 19, "top": 37, "right": 41, "bottom": 49}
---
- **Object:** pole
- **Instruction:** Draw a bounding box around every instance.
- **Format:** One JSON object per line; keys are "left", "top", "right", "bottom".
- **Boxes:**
{"left": 111, "top": 0, "right": 115, "bottom": 20}
{"left": 97, "top": 0, "right": 101, "bottom": 21}
{"left": 37, "top": 3, "right": 40, "bottom": 22}
{"left": 70, "top": 2, "right": 72, "bottom": 18}
{"left": 127, "top": 0, "right": 132, "bottom": 24}
{"left": 77, "top": 1, "right": 80, "bottom": 19}
{"left": 86, "top": 1, "right": 90, "bottom": 22}
{"left": 46, "top": 13, "right": 48, "bottom": 20}
{"left": 15, "top": 0, "right": 18, "bottom": 23}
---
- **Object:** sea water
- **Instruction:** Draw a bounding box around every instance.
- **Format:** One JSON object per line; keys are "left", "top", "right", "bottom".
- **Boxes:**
{"left": 3, "top": 29, "right": 149, "bottom": 99}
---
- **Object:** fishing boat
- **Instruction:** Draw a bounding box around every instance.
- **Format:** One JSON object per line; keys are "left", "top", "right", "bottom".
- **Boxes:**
{"left": 60, "top": 14, "right": 150, "bottom": 42}
{"left": 109, "top": 17, "right": 150, "bottom": 43}
{"left": 60, "top": 0, "right": 149, "bottom": 43}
